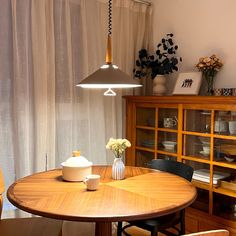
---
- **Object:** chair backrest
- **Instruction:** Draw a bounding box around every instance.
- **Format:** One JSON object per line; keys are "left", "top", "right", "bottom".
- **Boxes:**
{"left": 183, "top": 230, "right": 229, "bottom": 236}
{"left": 0, "top": 169, "right": 5, "bottom": 219}
{"left": 148, "top": 159, "right": 193, "bottom": 182}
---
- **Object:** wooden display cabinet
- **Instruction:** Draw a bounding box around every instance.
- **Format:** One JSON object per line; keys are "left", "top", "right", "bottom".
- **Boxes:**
{"left": 124, "top": 96, "right": 236, "bottom": 235}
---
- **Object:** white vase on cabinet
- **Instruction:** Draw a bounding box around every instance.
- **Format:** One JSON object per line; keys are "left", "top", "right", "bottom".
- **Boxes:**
{"left": 153, "top": 75, "right": 166, "bottom": 95}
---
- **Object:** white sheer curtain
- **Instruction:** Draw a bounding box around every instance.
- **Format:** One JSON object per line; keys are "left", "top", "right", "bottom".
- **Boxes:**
{"left": 0, "top": 0, "right": 152, "bottom": 217}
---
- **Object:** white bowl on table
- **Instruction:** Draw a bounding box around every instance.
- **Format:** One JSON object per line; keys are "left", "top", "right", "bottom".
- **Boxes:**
{"left": 162, "top": 141, "right": 177, "bottom": 150}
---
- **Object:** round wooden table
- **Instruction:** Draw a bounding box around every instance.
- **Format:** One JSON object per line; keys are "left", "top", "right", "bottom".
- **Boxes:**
{"left": 7, "top": 166, "right": 197, "bottom": 236}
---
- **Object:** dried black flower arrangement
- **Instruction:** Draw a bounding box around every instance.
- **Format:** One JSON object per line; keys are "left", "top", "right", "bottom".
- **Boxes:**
{"left": 134, "top": 33, "right": 182, "bottom": 79}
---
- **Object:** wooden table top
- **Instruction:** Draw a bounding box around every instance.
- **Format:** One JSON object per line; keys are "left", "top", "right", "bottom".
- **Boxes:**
{"left": 7, "top": 165, "right": 197, "bottom": 222}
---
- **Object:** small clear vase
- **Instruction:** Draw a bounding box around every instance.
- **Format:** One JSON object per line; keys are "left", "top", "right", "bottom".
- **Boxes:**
{"left": 203, "top": 72, "right": 215, "bottom": 96}
{"left": 112, "top": 157, "right": 125, "bottom": 180}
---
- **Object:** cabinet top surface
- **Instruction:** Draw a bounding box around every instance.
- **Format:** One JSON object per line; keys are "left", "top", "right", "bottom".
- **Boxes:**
{"left": 123, "top": 96, "right": 236, "bottom": 104}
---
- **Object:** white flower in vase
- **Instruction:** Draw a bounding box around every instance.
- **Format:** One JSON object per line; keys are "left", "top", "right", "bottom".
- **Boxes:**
{"left": 106, "top": 138, "right": 131, "bottom": 180}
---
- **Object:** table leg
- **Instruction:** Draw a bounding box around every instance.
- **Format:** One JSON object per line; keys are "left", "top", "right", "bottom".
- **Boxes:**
{"left": 95, "top": 222, "right": 112, "bottom": 236}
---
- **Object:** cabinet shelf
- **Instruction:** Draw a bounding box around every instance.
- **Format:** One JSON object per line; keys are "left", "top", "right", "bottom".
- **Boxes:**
{"left": 214, "top": 134, "right": 236, "bottom": 140}
{"left": 192, "top": 180, "right": 210, "bottom": 191}
{"left": 182, "top": 132, "right": 236, "bottom": 140}
{"left": 157, "top": 128, "right": 178, "bottom": 133}
{"left": 213, "top": 186, "right": 236, "bottom": 198}
{"left": 182, "top": 131, "right": 211, "bottom": 137}
{"left": 136, "top": 125, "right": 156, "bottom": 130}
{"left": 136, "top": 146, "right": 155, "bottom": 152}
{"left": 213, "top": 161, "right": 236, "bottom": 169}
{"left": 157, "top": 150, "right": 178, "bottom": 157}
{"left": 182, "top": 155, "right": 210, "bottom": 164}
{"left": 213, "top": 211, "right": 236, "bottom": 222}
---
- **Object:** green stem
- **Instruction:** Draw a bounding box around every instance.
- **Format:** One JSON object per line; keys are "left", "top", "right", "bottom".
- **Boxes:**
{"left": 203, "top": 72, "right": 215, "bottom": 96}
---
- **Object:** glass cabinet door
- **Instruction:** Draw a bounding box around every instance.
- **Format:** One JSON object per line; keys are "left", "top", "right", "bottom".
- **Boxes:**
{"left": 135, "top": 150, "right": 154, "bottom": 167}
{"left": 183, "top": 109, "right": 212, "bottom": 159}
{"left": 135, "top": 107, "right": 156, "bottom": 163}
{"left": 191, "top": 188, "right": 209, "bottom": 213}
{"left": 213, "top": 138, "right": 236, "bottom": 163}
{"left": 213, "top": 165, "right": 236, "bottom": 221}
{"left": 183, "top": 134, "right": 210, "bottom": 159}
{"left": 158, "top": 131, "right": 177, "bottom": 154}
{"left": 213, "top": 193, "right": 236, "bottom": 221}
{"left": 184, "top": 109, "right": 211, "bottom": 133}
{"left": 214, "top": 110, "right": 236, "bottom": 136}
{"left": 136, "top": 107, "right": 155, "bottom": 127}
{"left": 136, "top": 129, "right": 155, "bottom": 150}
{"left": 184, "top": 160, "right": 210, "bottom": 213}
{"left": 158, "top": 108, "right": 178, "bottom": 130}
{"left": 157, "top": 107, "right": 178, "bottom": 156}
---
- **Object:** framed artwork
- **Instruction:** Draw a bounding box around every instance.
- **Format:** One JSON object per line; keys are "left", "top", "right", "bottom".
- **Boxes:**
{"left": 172, "top": 72, "right": 202, "bottom": 95}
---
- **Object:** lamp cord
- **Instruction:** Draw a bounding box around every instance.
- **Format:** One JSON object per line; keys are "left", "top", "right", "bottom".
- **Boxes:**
{"left": 105, "top": 0, "right": 112, "bottom": 64}
{"left": 108, "top": 0, "right": 112, "bottom": 36}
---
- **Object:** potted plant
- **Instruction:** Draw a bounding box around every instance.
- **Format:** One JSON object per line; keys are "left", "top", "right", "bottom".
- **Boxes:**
{"left": 134, "top": 33, "right": 182, "bottom": 95}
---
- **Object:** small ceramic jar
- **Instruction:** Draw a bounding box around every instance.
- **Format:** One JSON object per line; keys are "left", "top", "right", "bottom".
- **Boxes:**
{"left": 222, "top": 88, "right": 233, "bottom": 96}
{"left": 213, "top": 88, "right": 222, "bottom": 96}
{"left": 61, "top": 151, "right": 93, "bottom": 182}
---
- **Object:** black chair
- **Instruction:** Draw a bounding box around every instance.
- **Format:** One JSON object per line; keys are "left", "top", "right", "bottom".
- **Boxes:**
{"left": 117, "top": 159, "right": 194, "bottom": 236}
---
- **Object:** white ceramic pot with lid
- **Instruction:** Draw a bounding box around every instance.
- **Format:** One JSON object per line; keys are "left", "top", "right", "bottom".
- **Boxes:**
{"left": 61, "top": 151, "right": 92, "bottom": 181}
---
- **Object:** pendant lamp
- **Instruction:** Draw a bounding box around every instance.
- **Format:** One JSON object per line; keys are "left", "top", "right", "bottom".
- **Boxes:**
{"left": 76, "top": 0, "right": 142, "bottom": 96}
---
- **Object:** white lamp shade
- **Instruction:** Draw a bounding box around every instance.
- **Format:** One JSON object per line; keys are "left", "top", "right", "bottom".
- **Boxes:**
{"left": 76, "top": 64, "right": 142, "bottom": 88}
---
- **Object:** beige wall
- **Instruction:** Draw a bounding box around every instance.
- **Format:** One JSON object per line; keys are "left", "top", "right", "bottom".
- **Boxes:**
{"left": 152, "top": 0, "right": 236, "bottom": 94}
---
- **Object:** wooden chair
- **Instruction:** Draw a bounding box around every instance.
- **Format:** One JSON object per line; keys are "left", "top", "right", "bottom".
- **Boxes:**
{"left": 115, "top": 228, "right": 229, "bottom": 236}
{"left": 117, "top": 159, "right": 194, "bottom": 236}
{"left": 0, "top": 168, "right": 63, "bottom": 236}
{"left": 183, "top": 230, "right": 229, "bottom": 236}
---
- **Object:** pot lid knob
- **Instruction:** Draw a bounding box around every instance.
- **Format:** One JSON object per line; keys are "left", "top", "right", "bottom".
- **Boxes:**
{"left": 72, "top": 150, "right": 81, "bottom": 157}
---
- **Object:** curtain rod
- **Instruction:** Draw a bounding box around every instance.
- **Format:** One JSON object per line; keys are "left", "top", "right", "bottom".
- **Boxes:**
{"left": 133, "top": 0, "right": 151, "bottom": 6}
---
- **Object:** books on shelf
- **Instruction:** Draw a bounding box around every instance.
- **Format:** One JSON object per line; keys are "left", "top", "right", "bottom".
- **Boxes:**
{"left": 193, "top": 169, "right": 230, "bottom": 185}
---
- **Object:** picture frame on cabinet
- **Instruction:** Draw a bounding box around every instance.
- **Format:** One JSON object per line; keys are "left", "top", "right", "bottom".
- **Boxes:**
{"left": 172, "top": 72, "right": 202, "bottom": 95}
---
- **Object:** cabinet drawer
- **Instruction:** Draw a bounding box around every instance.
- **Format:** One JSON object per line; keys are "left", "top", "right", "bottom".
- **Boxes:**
{"left": 186, "top": 216, "right": 198, "bottom": 232}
